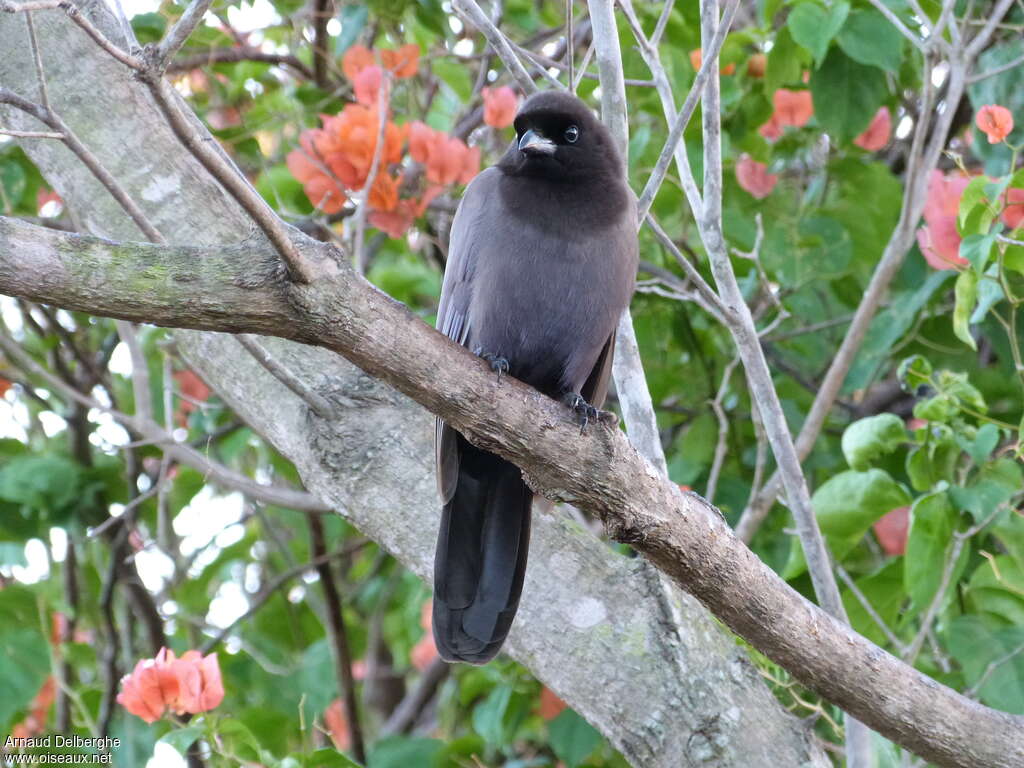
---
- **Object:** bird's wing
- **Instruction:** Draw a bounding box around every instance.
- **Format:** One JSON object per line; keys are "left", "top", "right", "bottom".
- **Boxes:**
{"left": 436, "top": 168, "right": 502, "bottom": 503}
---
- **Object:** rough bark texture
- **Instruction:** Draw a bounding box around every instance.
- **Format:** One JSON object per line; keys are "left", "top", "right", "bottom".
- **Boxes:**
{"left": 0, "top": 7, "right": 831, "bottom": 767}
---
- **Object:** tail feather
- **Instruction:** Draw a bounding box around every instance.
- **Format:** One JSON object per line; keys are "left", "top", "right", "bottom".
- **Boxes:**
{"left": 433, "top": 439, "right": 532, "bottom": 664}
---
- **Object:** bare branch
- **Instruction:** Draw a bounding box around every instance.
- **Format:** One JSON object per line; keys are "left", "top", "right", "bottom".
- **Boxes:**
{"left": 235, "top": 333, "right": 336, "bottom": 420}
{"left": 155, "top": 0, "right": 215, "bottom": 69}
{"left": 452, "top": 0, "right": 538, "bottom": 94}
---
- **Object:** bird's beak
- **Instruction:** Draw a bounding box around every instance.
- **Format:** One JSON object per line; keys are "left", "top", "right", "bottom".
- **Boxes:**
{"left": 518, "top": 129, "right": 556, "bottom": 156}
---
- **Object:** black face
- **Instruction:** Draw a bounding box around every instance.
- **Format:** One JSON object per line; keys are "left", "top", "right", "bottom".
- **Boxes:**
{"left": 497, "top": 91, "right": 622, "bottom": 184}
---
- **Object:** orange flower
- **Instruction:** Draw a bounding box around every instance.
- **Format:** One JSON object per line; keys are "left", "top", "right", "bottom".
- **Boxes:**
{"left": 975, "top": 104, "right": 1014, "bottom": 144}
{"left": 0, "top": 378, "right": 12, "bottom": 397}
{"left": 746, "top": 53, "right": 766, "bottom": 78}
{"left": 410, "top": 599, "right": 438, "bottom": 670}
{"left": 381, "top": 44, "right": 420, "bottom": 78}
{"left": 853, "top": 107, "right": 891, "bottom": 152}
{"left": 482, "top": 86, "right": 518, "bottom": 128}
{"left": 342, "top": 44, "right": 375, "bottom": 81}
{"left": 408, "top": 121, "right": 434, "bottom": 164}
{"left": 324, "top": 699, "right": 351, "bottom": 751}
{"left": 873, "top": 506, "right": 910, "bottom": 556}
{"left": 368, "top": 172, "right": 399, "bottom": 213}
{"left": 1002, "top": 188, "right": 1024, "bottom": 230}
{"left": 117, "top": 648, "right": 224, "bottom": 723}
{"left": 773, "top": 89, "right": 813, "bottom": 127}
{"left": 173, "top": 370, "right": 211, "bottom": 427}
{"left": 688, "top": 48, "right": 734, "bottom": 74}
{"left": 735, "top": 154, "right": 778, "bottom": 199}
{"left": 407, "top": 120, "right": 478, "bottom": 183}
{"left": 538, "top": 686, "right": 567, "bottom": 720}
{"left": 916, "top": 170, "right": 970, "bottom": 270}
{"left": 369, "top": 185, "right": 444, "bottom": 237}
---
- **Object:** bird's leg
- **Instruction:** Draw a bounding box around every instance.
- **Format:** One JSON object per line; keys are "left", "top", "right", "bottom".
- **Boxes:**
{"left": 473, "top": 347, "right": 510, "bottom": 382}
{"left": 560, "top": 392, "right": 617, "bottom": 434}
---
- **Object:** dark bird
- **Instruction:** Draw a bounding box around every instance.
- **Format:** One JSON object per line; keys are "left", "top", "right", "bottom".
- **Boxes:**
{"left": 432, "top": 91, "right": 638, "bottom": 664}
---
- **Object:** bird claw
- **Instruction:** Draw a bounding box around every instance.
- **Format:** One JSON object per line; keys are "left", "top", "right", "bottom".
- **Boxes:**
{"left": 562, "top": 392, "right": 616, "bottom": 434}
{"left": 473, "top": 347, "right": 510, "bottom": 382}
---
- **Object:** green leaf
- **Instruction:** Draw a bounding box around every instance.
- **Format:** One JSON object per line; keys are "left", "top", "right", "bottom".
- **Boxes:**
{"left": 897, "top": 354, "right": 933, "bottom": 392}
{"left": 765, "top": 26, "right": 803, "bottom": 93}
{"left": 945, "top": 616, "right": 1024, "bottom": 714}
{"left": 810, "top": 48, "right": 888, "bottom": 143}
{"left": 958, "top": 176, "right": 991, "bottom": 230}
{"left": 959, "top": 232, "right": 997, "bottom": 275}
{"left": 0, "top": 455, "right": 82, "bottom": 521}
{"left": 904, "top": 491, "right": 956, "bottom": 611}
{"left": 787, "top": 1, "right": 849, "bottom": 66}
{"left": 334, "top": 4, "right": 368, "bottom": 55}
{"left": 548, "top": 709, "right": 601, "bottom": 768}
{"left": 964, "top": 423, "right": 1000, "bottom": 464}
{"left": 841, "top": 560, "right": 904, "bottom": 647}
{"left": 950, "top": 459, "right": 1023, "bottom": 523}
{"left": 158, "top": 726, "right": 205, "bottom": 755}
{"left": 0, "top": 586, "right": 50, "bottom": 729}
{"left": 368, "top": 737, "right": 444, "bottom": 768}
{"left": 953, "top": 269, "right": 978, "bottom": 350}
{"left": 471, "top": 683, "right": 513, "bottom": 745}
{"left": 130, "top": 12, "right": 167, "bottom": 44}
{"left": 966, "top": 554, "right": 1024, "bottom": 627}
{"left": 430, "top": 59, "right": 473, "bottom": 102}
{"left": 784, "top": 469, "right": 911, "bottom": 578}
{"left": 842, "top": 414, "right": 907, "bottom": 470}
{"left": 836, "top": 10, "right": 904, "bottom": 72}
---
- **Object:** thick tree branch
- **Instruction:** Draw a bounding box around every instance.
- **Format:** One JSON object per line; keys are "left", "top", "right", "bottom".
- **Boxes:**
{"left": 1, "top": 215, "right": 1021, "bottom": 767}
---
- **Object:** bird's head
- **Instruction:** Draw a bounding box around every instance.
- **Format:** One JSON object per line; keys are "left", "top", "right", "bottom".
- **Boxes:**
{"left": 497, "top": 91, "right": 623, "bottom": 183}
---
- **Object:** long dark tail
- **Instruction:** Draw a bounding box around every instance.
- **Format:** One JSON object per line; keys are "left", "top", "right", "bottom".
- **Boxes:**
{"left": 432, "top": 439, "right": 532, "bottom": 664}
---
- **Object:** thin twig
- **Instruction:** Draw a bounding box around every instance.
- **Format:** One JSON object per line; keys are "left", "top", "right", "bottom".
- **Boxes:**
{"left": 837, "top": 566, "right": 908, "bottom": 655}
{"left": 142, "top": 76, "right": 316, "bottom": 281}
{"left": 706, "top": 356, "right": 739, "bottom": 504}
{"left": 155, "top": 0, "right": 215, "bottom": 69}
{"left": 308, "top": 514, "right": 366, "bottom": 764}
{"left": 235, "top": 334, "right": 336, "bottom": 419}
{"left": 452, "top": 0, "right": 537, "bottom": 94}
{"left": 352, "top": 74, "right": 390, "bottom": 272}
{"left": 0, "top": 127, "right": 63, "bottom": 138}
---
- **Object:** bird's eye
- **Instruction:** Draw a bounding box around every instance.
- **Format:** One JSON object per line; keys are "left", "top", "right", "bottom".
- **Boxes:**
{"left": 564, "top": 125, "right": 580, "bottom": 143}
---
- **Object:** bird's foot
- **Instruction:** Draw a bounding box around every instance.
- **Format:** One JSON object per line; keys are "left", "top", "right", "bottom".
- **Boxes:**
{"left": 473, "top": 347, "right": 510, "bottom": 382}
{"left": 561, "top": 392, "right": 617, "bottom": 434}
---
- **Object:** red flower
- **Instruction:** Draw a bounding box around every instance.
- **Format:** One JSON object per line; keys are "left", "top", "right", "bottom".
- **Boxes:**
{"left": 873, "top": 506, "right": 910, "bottom": 556}
{"left": 173, "top": 369, "right": 211, "bottom": 427}
{"left": 688, "top": 48, "right": 735, "bottom": 74}
{"left": 854, "top": 107, "right": 891, "bottom": 152}
{"left": 735, "top": 154, "right": 778, "bottom": 199}
{"left": 482, "top": 86, "right": 518, "bottom": 128}
{"left": 975, "top": 104, "right": 1014, "bottom": 144}
{"left": 772, "top": 89, "right": 813, "bottom": 127}
{"left": 410, "top": 599, "right": 439, "bottom": 670}
{"left": 916, "top": 170, "right": 969, "bottom": 270}
{"left": 342, "top": 45, "right": 375, "bottom": 81}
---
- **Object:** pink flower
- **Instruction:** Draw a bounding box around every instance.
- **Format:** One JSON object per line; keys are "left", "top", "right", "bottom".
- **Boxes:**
{"left": 759, "top": 113, "right": 783, "bottom": 142}
{"left": 1002, "top": 188, "right": 1024, "bottom": 231}
{"left": 854, "top": 107, "right": 891, "bottom": 151}
{"left": 735, "top": 154, "right": 778, "bottom": 199}
{"left": 117, "top": 648, "right": 224, "bottom": 723}
{"left": 354, "top": 65, "right": 384, "bottom": 107}
{"left": 916, "top": 170, "right": 970, "bottom": 270}
{"left": 975, "top": 104, "right": 1014, "bottom": 144}
{"left": 482, "top": 86, "right": 518, "bottom": 128}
